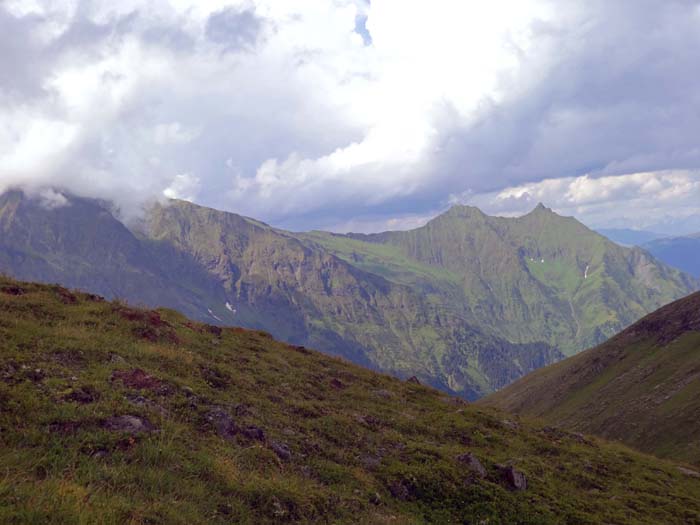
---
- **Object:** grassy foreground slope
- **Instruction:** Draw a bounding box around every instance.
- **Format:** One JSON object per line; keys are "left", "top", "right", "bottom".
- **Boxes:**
{"left": 2, "top": 278, "right": 700, "bottom": 524}
{"left": 481, "top": 291, "right": 700, "bottom": 465}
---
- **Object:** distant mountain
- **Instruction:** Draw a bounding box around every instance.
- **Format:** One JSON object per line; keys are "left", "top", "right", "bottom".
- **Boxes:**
{"left": 4, "top": 276, "right": 700, "bottom": 523}
{"left": 644, "top": 234, "right": 700, "bottom": 278}
{"left": 0, "top": 190, "right": 697, "bottom": 398}
{"left": 597, "top": 228, "right": 667, "bottom": 246}
{"left": 481, "top": 291, "right": 700, "bottom": 465}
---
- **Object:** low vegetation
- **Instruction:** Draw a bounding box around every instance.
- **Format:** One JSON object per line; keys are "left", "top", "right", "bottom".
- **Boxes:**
{"left": 481, "top": 291, "right": 700, "bottom": 466}
{"left": 2, "top": 277, "right": 700, "bottom": 524}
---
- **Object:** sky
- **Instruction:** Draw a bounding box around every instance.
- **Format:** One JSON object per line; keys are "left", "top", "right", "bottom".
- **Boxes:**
{"left": 2, "top": 0, "right": 700, "bottom": 234}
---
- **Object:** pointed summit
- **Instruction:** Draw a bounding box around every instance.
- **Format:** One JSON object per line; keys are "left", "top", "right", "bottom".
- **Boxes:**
{"left": 532, "top": 202, "right": 552, "bottom": 213}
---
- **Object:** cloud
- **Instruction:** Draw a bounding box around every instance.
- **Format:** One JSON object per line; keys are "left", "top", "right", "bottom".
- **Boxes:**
{"left": 205, "top": 5, "right": 265, "bottom": 52}
{"left": 457, "top": 170, "right": 700, "bottom": 234}
{"left": 1, "top": 0, "right": 700, "bottom": 231}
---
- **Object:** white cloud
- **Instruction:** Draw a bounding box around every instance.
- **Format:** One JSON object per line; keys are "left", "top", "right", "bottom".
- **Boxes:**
{"left": 163, "top": 173, "right": 201, "bottom": 201}
{"left": 457, "top": 170, "right": 700, "bottom": 233}
{"left": 1, "top": 0, "right": 700, "bottom": 231}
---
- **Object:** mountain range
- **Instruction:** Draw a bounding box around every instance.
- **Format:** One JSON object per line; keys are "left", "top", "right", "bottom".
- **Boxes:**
{"left": 0, "top": 190, "right": 697, "bottom": 399}
{"left": 596, "top": 228, "right": 667, "bottom": 247}
{"left": 2, "top": 276, "right": 700, "bottom": 524}
{"left": 643, "top": 234, "right": 700, "bottom": 278}
{"left": 482, "top": 290, "right": 700, "bottom": 466}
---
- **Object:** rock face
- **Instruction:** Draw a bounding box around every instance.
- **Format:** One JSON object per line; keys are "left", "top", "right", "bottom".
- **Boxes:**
{"left": 0, "top": 191, "right": 696, "bottom": 399}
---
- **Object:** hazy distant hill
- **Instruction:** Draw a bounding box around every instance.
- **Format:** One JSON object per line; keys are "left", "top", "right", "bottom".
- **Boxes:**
{"left": 644, "top": 234, "right": 700, "bottom": 278}
{"left": 0, "top": 191, "right": 697, "bottom": 398}
{"left": 482, "top": 291, "right": 700, "bottom": 465}
{"left": 597, "top": 228, "right": 667, "bottom": 246}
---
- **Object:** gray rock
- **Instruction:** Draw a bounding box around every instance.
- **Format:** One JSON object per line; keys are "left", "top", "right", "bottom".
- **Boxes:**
{"left": 457, "top": 452, "right": 487, "bottom": 478}
{"left": 103, "top": 415, "right": 154, "bottom": 433}
{"left": 271, "top": 441, "right": 292, "bottom": 461}
{"left": 500, "top": 465, "right": 527, "bottom": 491}
{"left": 206, "top": 407, "right": 239, "bottom": 440}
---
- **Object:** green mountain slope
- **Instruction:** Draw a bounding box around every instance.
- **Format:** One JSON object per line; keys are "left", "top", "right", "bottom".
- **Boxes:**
{"left": 481, "top": 291, "right": 700, "bottom": 465}
{"left": 0, "top": 191, "right": 696, "bottom": 399}
{"left": 3, "top": 277, "right": 700, "bottom": 524}
{"left": 644, "top": 233, "right": 700, "bottom": 277}
{"left": 313, "top": 204, "right": 696, "bottom": 355}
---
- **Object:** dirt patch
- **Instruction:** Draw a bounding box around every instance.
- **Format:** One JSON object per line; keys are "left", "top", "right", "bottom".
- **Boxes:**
{"left": 116, "top": 307, "right": 179, "bottom": 344}
{"left": 112, "top": 368, "right": 173, "bottom": 395}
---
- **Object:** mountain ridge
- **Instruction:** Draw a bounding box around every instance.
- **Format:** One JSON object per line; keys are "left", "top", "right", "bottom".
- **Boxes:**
{"left": 643, "top": 233, "right": 700, "bottom": 278}
{"left": 0, "top": 189, "right": 697, "bottom": 399}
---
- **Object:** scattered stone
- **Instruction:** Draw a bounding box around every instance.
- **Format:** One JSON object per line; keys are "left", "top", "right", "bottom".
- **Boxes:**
{"left": 360, "top": 454, "right": 382, "bottom": 469}
{"left": 457, "top": 452, "right": 487, "bottom": 478}
{"left": 103, "top": 415, "right": 154, "bottom": 433}
{"left": 388, "top": 479, "right": 414, "bottom": 501}
{"left": 24, "top": 368, "right": 45, "bottom": 383}
{"left": 369, "top": 492, "right": 382, "bottom": 505}
{"left": 373, "top": 389, "right": 394, "bottom": 399}
{"left": 0, "top": 286, "right": 25, "bottom": 296}
{"left": 270, "top": 441, "right": 292, "bottom": 461}
{"left": 217, "top": 504, "right": 233, "bottom": 516}
{"left": 206, "top": 407, "right": 239, "bottom": 440}
{"left": 356, "top": 414, "right": 382, "bottom": 430}
{"left": 289, "top": 345, "right": 311, "bottom": 355}
{"left": 678, "top": 466, "right": 700, "bottom": 478}
{"left": 501, "top": 419, "right": 519, "bottom": 431}
{"left": 200, "top": 366, "right": 231, "bottom": 390}
{"left": 64, "top": 386, "right": 99, "bottom": 404}
{"left": 91, "top": 448, "right": 109, "bottom": 459}
{"left": 125, "top": 393, "right": 169, "bottom": 416}
{"left": 271, "top": 496, "right": 287, "bottom": 518}
{"left": 330, "top": 378, "right": 346, "bottom": 389}
{"left": 442, "top": 396, "right": 469, "bottom": 406}
{"left": 499, "top": 465, "right": 527, "bottom": 491}
{"left": 406, "top": 376, "right": 421, "bottom": 385}
{"left": 206, "top": 324, "right": 223, "bottom": 337}
{"left": 55, "top": 287, "right": 77, "bottom": 304}
{"left": 242, "top": 425, "right": 266, "bottom": 441}
{"left": 109, "top": 354, "right": 126, "bottom": 364}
